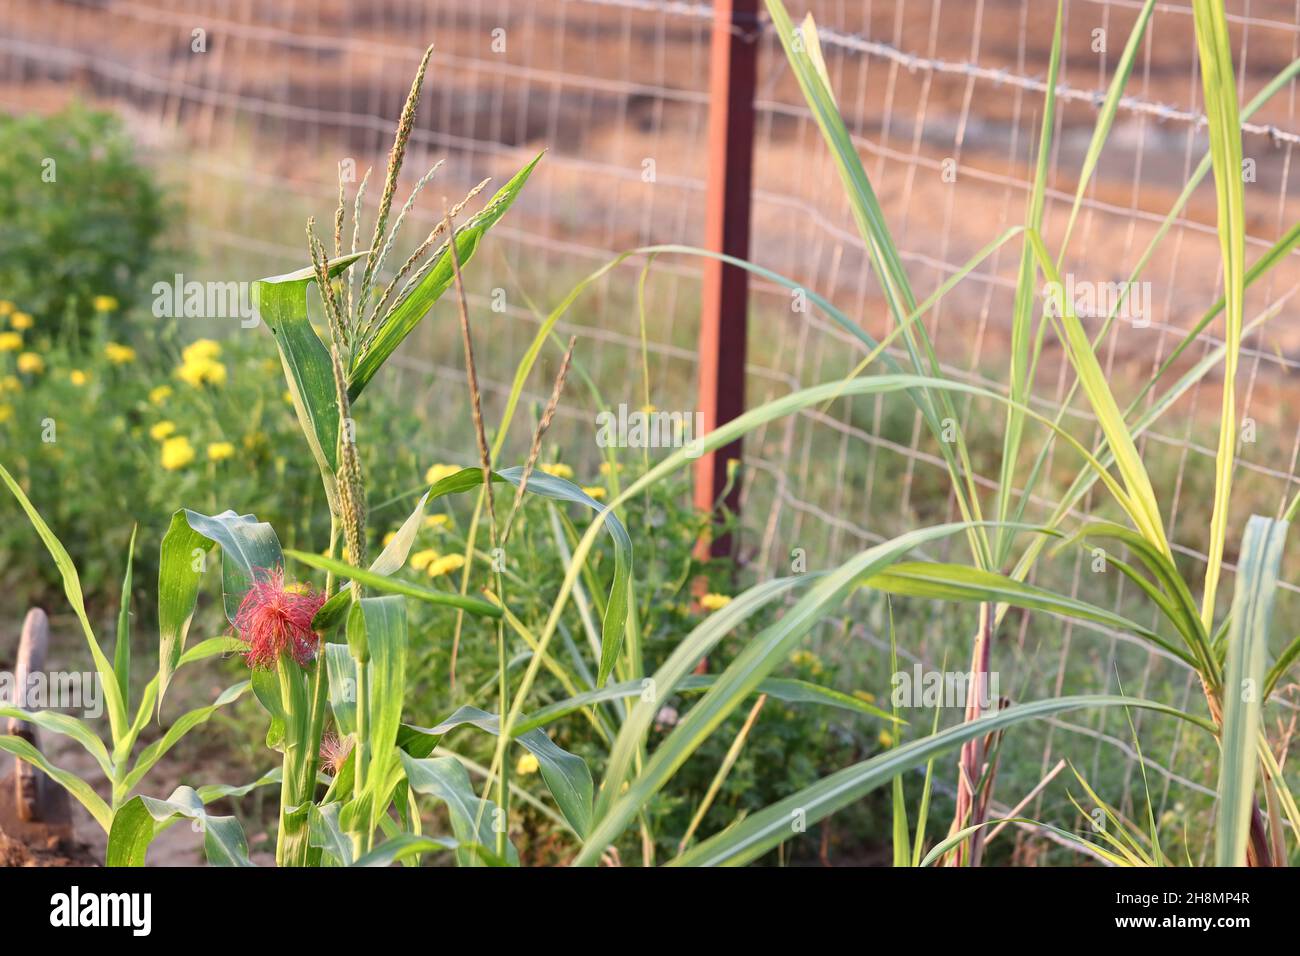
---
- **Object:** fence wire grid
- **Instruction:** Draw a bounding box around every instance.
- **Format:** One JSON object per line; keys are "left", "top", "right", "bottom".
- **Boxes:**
{"left": 5, "top": 0, "right": 1300, "bottom": 858}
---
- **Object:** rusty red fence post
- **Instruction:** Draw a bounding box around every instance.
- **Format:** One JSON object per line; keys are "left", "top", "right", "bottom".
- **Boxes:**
{"left": 694, "top": 0, "right": 759, "bottom": 562}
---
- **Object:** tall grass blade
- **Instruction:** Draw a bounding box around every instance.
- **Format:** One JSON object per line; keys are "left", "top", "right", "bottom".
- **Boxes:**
{"left": 1215, "top": 516, "right": 1287, "bottom": 865}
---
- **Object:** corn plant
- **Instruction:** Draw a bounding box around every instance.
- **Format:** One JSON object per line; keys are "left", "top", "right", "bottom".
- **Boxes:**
{"left": 4, "top": 2, "right": 1299, "bottom": 868}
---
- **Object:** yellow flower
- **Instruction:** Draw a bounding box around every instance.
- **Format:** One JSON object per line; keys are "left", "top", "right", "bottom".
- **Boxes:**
{"left": 9, "top": 312, "right": 33, "bottom": 331}
{"left": 0, "top": 403, "right": 11, "bottom": 424}
{"left": 409, "top": 548, "right": 439, "bottom": 572}
{"left": 428, "top": 554, "right": 465, "bottom": 578}
{"left": 423, "top": 513, "right": 450, "bottom": 530}
{"left": 788, "top": 649, "right": 824, "bottom": 675}
{"left": 160, "top": 435, "right": 195, "bottom": 471}
{"left": 877, "top": 729, "right": 894, "bottom": 748}
{"left": 0, "top": 300, "right": 13, "bottom": 316}
{"left": 853, "top": 690, "right": 877, "bottom": 705}
{"left": 93, "top": 295, "right": 119, "bottom": 313}
{"left": 515, "top": 753, "right": 540, "bottom": 776}
{"left": 424, "top": 463, "right": 460, "bottom": 485}
{"left": 16, "top": 352, "right": 43, "bottom": 375}
{"left": 582, "top": 486, "right": 607, "bottom": 500}
{"left": 640, "top": 403, "right": 657, "bottom": 415}
{"left": 177, "top": 358, "right": 227, "bottom": 387}
{"left": 149, "top": 384, "right": 173, "bottom": 405}
{"left": 540, "top": 462, "right": 573, "bottom": 479}
{"left": 181, "top": 339, "right": 222, "bottom": 363}
{"left": 599, "top": 461, "right": 624, "bottom": 476}
{"left": 699, "top": 592, "right": 731, "bottom": 611}
{"left": 282, "top": 390, "right": 293, "bottom": 404}
{"left": 207, "top": 441, "right": 236, "bottom": 461}
{"left": 104, "top": 343, "right": 136, "bottom": 365}
{"left": 0, "top": 332, "right": 21, "bottom": 352}
{"left": 0, "top": 375, "right": 19, "bottom": 393}
{"left": 381, "top": 531, "right": 398, "bottom": 548}
{"left": 149, "top": 420, "right": 177, "bottom": 441}
{"left": 69, "top": 369, "right": 88, "bottom": 387}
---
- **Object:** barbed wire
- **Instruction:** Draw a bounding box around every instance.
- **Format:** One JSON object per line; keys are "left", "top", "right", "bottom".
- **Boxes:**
{"left": 568, "top": 0, "right": 1300, "bottom": 145}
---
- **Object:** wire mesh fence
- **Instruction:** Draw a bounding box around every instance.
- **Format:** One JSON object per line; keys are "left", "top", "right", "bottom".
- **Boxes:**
{"left": 4, "top": 0, "right": 1300, "bottom": 853}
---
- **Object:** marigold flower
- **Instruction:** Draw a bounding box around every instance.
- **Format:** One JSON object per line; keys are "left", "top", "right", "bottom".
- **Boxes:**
{"left": 428, "top": 554, "right": 465, "bottom": 578}
{"left": 540, "top": 462, "right": 573, "bottom": 479}
{"left": 699, "top": 592, "right": 731, "bottom": 611}
{"left": 104, "top": 343, "right": 136, "bottom": 365}
{"left": 149, "top": 384, "right": 173, "bottom": 405}
{"left": 93, "top": 295, "right": 119, "bottom": 312}
{"left": 233, "top": 567, "right": 326, "bottom": 669}
{"left": 788, "top": 649, "right": 824, "bottom": 675}
{"left": 16, "top": 352, "right": 43, "bottom": 374}
{"left": 10, "top": 312, "right": 32, "bottom": 331}
{"left": 515, "top": 753, "right": 540, "bottom": 776}
{"left": 207, "top": 441, "right": 235, "bottom": 461}
{"left": 181, "top": 338, "right": 222, "bottom": 363}
{"left": 160, "top": 435, "right": 195, "bottom": 470}
{"left": 409, "top": 548, "right": 439, "bottom": 571}
{"left": 424, "top": 463, "right": 460, "bottom": 485}
{"left": 177, "top": 357, "right": 227, "bottom": 387}
{"left": 149, "top": 420, "right": 177, "bottom": 441}
{"left": 0, "top": 332, "right": 22, "bottom": 352}
{"left": 69, "top": 369, "right": 88, "bottom": 386}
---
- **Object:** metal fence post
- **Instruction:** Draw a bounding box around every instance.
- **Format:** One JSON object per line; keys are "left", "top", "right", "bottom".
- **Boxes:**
{"left": 694, "top": 0, "right": 759, "bottom": 562}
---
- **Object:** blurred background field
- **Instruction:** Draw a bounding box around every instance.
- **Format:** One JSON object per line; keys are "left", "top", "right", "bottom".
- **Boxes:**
{"left": 2, "top": 0, "right": 1300, "bottom": 864}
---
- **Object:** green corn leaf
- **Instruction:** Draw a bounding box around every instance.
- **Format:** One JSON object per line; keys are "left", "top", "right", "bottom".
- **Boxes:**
{"left": 0, "top": 734, "right": 112, "bottom": 831}
{"left": 415, "top": 704, "right": 594, "bottom": 838}
{"left": 360, "top": 596, "right": 407, "bottom": 831}
{"left": 324, "top": 642, "right": 358, "bottom": 735}
{"left": 348, "top": 153, "right": 542, "bottom": 401}
{"left": 0, "top": 463, "right": 127, "bottom": 742}
{"left": 290, "top": 549, "right": 501, "bottom": 620}
{"left": 107, "top": 786, "right": 254, "bottom": 867}
{"left": 124, "top": 682, "right": 251, "bottom": 791}
{"left": 399, "top": 751, "right": 519, "bottom": 866}
{"left": 158, "top": 509, "right": 282, "bottom": 712}
{"left": 312, "top": 490, "right": 433, "bottom": 629}
{"left": 352, "top": 834, "right": 476, "bottom": 867}
{"left": 115, "top": 525, "right": 136, "bottom": 705}
{"left": 421, "top": 465, "right": 633, "bottom": 686}
{"left": 0, "top": 707, "right": 112, "bottom": 779}
{"left": 252, "top": 250, "right": 366, "bottom": 496}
